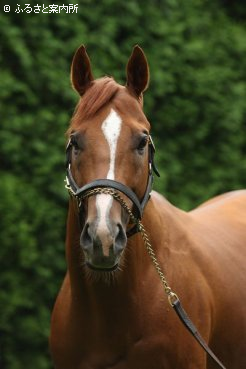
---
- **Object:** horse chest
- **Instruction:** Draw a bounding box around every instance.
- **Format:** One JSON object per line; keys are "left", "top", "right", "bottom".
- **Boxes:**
{"left": 52, "top": 290, "right": 207, "bottom": 369}
{"left": 65, "top": 336, "right": 205, "bottom": 369}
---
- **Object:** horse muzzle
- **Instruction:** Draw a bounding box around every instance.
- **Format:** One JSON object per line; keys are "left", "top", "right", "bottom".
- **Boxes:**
{"left": 80, "top": 221, "right": 127, "bottom": 271}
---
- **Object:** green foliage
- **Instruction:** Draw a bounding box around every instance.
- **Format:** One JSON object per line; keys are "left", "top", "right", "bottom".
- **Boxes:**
{"left": 0, "top": 1, "right": 246, "bottom": 368}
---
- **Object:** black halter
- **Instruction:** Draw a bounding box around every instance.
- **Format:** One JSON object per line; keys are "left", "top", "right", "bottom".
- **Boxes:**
{"left": 65, "top": 135, "right": 160, "bottom": 237}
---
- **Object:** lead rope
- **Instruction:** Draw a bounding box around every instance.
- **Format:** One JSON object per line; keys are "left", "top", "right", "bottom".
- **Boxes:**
{"left": 78, "top": 187, "right": 226, "bottom": 369}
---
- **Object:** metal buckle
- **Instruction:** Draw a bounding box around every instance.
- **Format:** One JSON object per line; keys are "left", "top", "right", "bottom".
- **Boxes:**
{"left": 64, "top": 175, "right": 76, "bottom": 197}
{"left": 168, "top": 292, "right": 179, "bottom": 307}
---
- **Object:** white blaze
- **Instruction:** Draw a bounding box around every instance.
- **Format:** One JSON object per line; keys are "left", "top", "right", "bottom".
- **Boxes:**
{"left": 101, "top": 109, "right": 122, "bottom": 180}
{"left": 96, "top": 109, "right": 122, "bottom": 251}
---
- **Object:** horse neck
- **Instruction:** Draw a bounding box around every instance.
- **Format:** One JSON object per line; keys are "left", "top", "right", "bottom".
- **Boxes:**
{"left": 141, "top": 192, "right": 190, "bottom": 265}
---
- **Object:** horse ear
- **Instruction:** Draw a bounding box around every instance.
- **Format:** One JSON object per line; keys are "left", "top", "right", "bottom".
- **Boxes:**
{"left": 126, "top": 45, "right": 149, "bottom": 97}
{"left": 71, "top": 45, "right": 94, "bottom": 96}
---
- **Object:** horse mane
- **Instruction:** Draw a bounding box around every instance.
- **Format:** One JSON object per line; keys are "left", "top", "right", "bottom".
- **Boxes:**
{"left": 69, "top": 77, "right": 121, "bottom": 132}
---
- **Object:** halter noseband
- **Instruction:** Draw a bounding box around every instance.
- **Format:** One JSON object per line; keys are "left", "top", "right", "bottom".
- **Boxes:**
{"left": 65, "top": 135, "right": 160, "bottom": 237}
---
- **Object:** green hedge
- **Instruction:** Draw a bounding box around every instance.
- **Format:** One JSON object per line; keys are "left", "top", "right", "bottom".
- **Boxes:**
{"left": 0, "top": 1, "right": 246, "bottom": 368}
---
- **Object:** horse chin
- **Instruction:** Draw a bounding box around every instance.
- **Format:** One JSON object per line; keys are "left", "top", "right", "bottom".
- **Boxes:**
{"left": 86, "top": 262, "right": 119, "bottom": 272}
{"left": 81, "top": 248, "right": 126, "bottom": 282}
{"left": 83, "top": 259, "right": 123, "bottom": 284}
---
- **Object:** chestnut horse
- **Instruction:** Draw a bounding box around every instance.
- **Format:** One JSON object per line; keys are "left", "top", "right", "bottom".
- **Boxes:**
{"left": 50, "top": 45, "right": 246, "bottom": 369}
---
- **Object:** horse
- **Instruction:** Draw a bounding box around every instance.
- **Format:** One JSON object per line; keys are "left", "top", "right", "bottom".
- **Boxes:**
{"left": 50, "top": 45, "right": 246, "bottom": 369}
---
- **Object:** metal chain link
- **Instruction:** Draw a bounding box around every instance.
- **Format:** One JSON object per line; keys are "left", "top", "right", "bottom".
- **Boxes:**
{"left": 80, "top": 187, "right": 179, "bottom": 306}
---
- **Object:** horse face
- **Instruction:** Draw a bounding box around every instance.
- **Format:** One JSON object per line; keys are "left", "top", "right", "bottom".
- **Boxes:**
{"left": 68, "top": 45, "right": 150, "bottom": 272}
{"left": 69, "top": 106, "right": 150, "bottom": 271}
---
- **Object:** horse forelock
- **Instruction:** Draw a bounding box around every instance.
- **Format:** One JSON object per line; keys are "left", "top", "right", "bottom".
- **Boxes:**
{"left": 69, "top": 77, "right": 122, "bottom": 132}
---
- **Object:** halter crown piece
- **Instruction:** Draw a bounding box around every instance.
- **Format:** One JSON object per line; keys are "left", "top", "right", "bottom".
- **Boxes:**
{"left": 65, "top": 134, "right": 160, "bottom": 237}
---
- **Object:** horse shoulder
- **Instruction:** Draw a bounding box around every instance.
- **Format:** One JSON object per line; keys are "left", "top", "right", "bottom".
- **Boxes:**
{"left": 187, "top": 190, "right": 246, "bottom": 365}
{"left": 186, "top": 189, "right": 246, "bottom": 269}
{"left": 150, "top": 190, "right": 246, "bottom": 365}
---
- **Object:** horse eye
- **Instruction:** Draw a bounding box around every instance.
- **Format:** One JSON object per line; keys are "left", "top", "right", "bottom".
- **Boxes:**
{"left": 137, "top": 136, "right": 148, "bottom": 153}
{"left": 70, "top": 135, "right": 80, "bottom": 151}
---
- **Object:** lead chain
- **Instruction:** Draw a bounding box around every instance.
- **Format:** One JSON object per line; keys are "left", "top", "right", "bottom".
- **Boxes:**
{"left": 80, "top": 187, "right": 179, "bottom": 306}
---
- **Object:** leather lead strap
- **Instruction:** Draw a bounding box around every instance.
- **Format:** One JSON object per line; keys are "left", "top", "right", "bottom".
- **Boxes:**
{"left": 172, "top": 299, "right": 227, "bottom": 369}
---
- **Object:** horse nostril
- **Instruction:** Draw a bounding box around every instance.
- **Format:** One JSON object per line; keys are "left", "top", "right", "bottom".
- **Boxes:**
{"left": 80, "top": 223, "right": 93, "bottom": 250}
{"left": 115, "top": 223, "right": 127, "bottom": 254}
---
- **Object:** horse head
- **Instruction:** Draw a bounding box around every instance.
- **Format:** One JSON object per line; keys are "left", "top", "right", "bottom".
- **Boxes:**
{"left": 66, "top": 45, "right": 154, "bottom": 272}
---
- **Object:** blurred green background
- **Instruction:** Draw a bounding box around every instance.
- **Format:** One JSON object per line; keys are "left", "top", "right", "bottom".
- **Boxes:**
{"left": 0, "top": 0, "right": 246, "bottom": 368}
